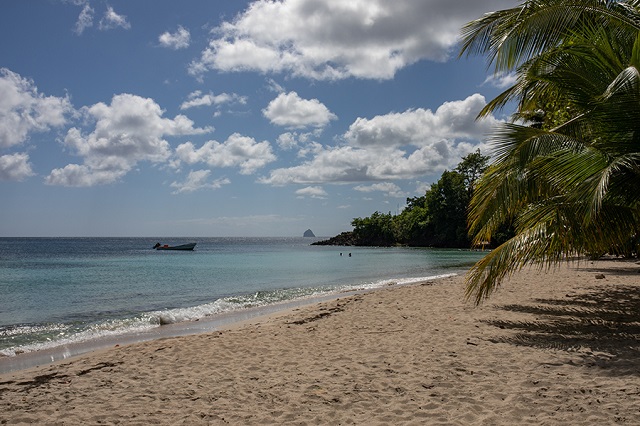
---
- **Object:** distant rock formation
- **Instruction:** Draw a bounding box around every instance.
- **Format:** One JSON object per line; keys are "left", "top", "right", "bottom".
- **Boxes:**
{"left": 303, "top": 229, "right": 316, "bottom": 237}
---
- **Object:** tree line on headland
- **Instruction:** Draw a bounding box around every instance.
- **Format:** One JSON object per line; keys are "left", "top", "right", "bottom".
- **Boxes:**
{"left": 312, "top": 150, "right": 511, "bottom": 248}
{"left": 317, "top": 0, "right": 640, "bottom": 303}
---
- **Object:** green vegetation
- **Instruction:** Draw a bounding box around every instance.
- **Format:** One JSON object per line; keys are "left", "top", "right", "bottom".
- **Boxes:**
{"left": 315, "top": 150, "right": 492, "bottom": 248}
{"left": 459, "top": 0, "right": 640, "bottom": 303}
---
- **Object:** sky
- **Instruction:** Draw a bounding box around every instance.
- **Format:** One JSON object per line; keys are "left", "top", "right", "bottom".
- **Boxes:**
{"left": 0, "top": 0, "right": 519, "bottom": 237}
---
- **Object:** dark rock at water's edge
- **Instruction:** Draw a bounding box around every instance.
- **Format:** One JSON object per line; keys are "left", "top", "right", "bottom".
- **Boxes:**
{"left": 303, "top": 229, "right": 316, "bottom": 237}
{"left": 311, "top": 231, "right": 356, "bottom": 246}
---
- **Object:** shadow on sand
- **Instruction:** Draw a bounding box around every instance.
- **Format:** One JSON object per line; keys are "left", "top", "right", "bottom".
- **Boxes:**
{"left": 483, "top": 272, "right": 640, "bottom": 376}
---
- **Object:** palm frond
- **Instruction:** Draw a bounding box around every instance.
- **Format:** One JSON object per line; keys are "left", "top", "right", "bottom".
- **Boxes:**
{"left": 461, "top": 1, "right": 640, "bottom": 303}
{"left": 460, "top": 0, "right": 640, "bottom": 74}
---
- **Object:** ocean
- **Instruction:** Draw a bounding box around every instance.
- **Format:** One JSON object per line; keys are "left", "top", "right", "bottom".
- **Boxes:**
{"left": 0, "top": 237, "right": 486, "bottom": 369}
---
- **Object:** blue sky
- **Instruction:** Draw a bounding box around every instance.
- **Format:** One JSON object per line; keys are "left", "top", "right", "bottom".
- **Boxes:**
{"left": 0, "top": 0, "right": 518, "bottom": 237}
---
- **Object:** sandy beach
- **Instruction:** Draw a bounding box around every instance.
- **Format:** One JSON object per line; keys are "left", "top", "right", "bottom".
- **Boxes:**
{"left": 2, "top": 259, "right": 640, "bottom": 425}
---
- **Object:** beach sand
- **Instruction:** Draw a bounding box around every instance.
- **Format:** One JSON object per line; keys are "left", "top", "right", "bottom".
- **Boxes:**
{"left": 2, "top": 259, "right": 640, "bottom": 425}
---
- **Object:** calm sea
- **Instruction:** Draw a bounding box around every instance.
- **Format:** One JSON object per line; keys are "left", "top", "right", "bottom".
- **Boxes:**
{"left": 0, "top": 237, "right": 485, "bottom": 362}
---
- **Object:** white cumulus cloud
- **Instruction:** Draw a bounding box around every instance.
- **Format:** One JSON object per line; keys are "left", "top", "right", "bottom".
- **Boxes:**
{"left": 0, "top": 153, "right": 35, "bottom": 181}
{"left": 260, "top": 145, "right": 391, "bottom": 185}
{"left": 482, "top": 72, "right": 518, "bottom": 89}
{"left": 295, "top": 185, "right": 328, "bottom": 199}
{"left": 180, "top": 90, "right": 247, "bottom": 110}
{"left": 170, "top": 169, "right": 231, "bottom": 194}
{"left": 0, "top": 68, "right": 73, "bottom": 149}
{"left": 46, "top": 93, "right": 212, "bottom": 187}
{"left": 159, "top": 26, "right": 191, "bottom": 49}
{"left": 276, "top": 132, "right": 298, "bottom": 150}
{"left": 354, "top": 182, "right": 406, "bottom": 198}
{"left": 74, "top": 3, "right": 94, "bottom": 35}
{"left": 260, "top": 94, "right": 499, "bottom": 186}
{"left": 0, "top": 68, "right": 72, "bottom": 182}
{"left": 174, "top": 133, "right": 276, "bottom": 175}
{"left": 263, "top": 92, "right": 336, "bottom": 129}
{"left": 99, "top": 6, "right": 130, "bottom": 31}
{"left": 190, "top": 0, "right": 515, "bottom": 80}
{"left": 343, "top": 94, "right": 498, "bottom": 148}
{"left": 46, "top": 164, "right": 127, "bottom": 187}
{"left": 276, "top": 130, "right": 322, "bottom": 152}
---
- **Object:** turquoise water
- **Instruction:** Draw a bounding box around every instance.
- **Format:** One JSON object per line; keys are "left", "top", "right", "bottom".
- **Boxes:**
{"left": 0, "top": 237, "right": 486, "bottom": 356}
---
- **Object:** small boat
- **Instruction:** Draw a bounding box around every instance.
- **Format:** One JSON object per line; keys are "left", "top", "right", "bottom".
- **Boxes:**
{"left": 153, "top": 242, "right": 196, "bottom": 251}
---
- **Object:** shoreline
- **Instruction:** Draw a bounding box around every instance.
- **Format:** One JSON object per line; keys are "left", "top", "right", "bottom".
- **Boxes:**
{"left": 0, "top": 287, "right": 364, "bottom": 375}
{"left": 2, "top": 259, "right": 640, "bottom": 424}
{"left": 0, "top": 272, "right": 458, "bottom": 375}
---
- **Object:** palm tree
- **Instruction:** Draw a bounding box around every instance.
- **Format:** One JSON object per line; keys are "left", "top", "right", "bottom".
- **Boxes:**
{"left": 459, "top": 0, "right": 640, "bottom": 303}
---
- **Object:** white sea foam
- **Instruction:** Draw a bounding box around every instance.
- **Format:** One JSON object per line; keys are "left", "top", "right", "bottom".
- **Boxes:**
{"left": 337, "top": 273, "right": 458, "bottom": 292}
{"left": 0, "top": 318, "right": 157, "bottom": 357}
{"left": 152, "top": 286, "right": 330, "bottom": 325}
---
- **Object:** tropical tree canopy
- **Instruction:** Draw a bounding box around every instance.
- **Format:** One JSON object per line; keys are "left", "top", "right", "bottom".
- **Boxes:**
{"left": 322, "top": 151, "right": 490, "bottom": 249}
{"left": 459, "top": 0, "right": 640, "bottom": 303}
